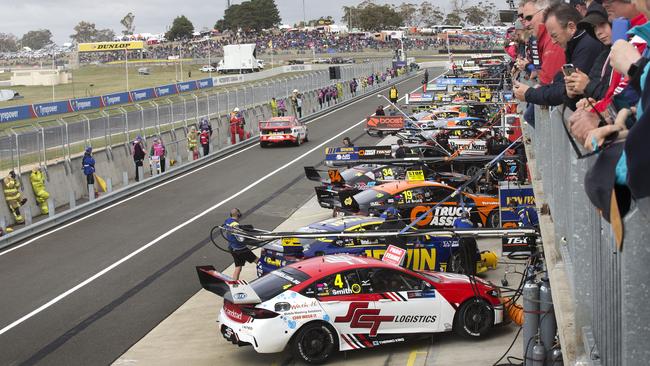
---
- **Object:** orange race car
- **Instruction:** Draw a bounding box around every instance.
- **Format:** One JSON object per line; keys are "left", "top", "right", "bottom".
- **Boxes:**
{"left": 338, "top": 180, "right": 500, "bottom": 228}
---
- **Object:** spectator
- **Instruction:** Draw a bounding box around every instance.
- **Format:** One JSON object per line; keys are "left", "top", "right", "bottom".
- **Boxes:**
{"left": 82, "top": 147, "right": 96, "bottom": 194}
{"left": 514, "top": 2, "right": 604, "bottom": 112}
{"left": 200, "top": 128, "right": 210, "bottom": 156}
{"left": 132, "top": 136, "right": 146, "bottom": 182}
{"left": 350, "top": 78, "right": 358, "bottom": 96}
{"left": 187, "top": 126, "right": 199, "bottom": 160}
{"left": 395, "top": 139, "right": 411, "bottom": 158}
{"left": 290, "top": 89, "right": 299, "bottom": 115}
{"left": 3, "top": 170, "right": 27, "bottom": 224}
{"left": 270, "top": 97, "right": 278, "bottom": 117}
{"left": 229, "top": 107, "right": 246, "bottom": 144}
{"left": 336, "top": 82, "right": 344, "bottom": 101}
{"left": 277, "top": 98, "right": 287, "bottom": 116}
{"left": 375, "top": 105, "right": 386, "bottom": 116}
{"left": 342, "top": 136, "right": 354, "bottom": 147}
{"left": 30, "top": 167, "right": 50, "bottom": 215}
{"left": 389, "top": 85, "right": 399, "bottom": 104}
{"left": 565, "top": 4, "right": 612, "bottom": 100}
{"left": 571, "top": 0, "right": 589, "bottom": 16}
{"left": 150, "top": 137, "right": 166, "bottom": 173}
{"left": 317, "top": 89, "right": 325, "bottom": 109}
{"left": 296, "top": 94, "right": 303, "bottom": 118}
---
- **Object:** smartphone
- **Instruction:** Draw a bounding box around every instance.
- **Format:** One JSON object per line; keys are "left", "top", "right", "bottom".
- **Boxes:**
{"left": 612, "top": 18, "right": 631, "bottom": 43}
{"left": 562, "top": 64, "right": 576, "bottom": 77}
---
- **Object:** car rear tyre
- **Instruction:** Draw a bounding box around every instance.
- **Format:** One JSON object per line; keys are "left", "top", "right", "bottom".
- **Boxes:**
{"left": 486, "top": 210, "right": 499, "bottom": 228}
{"left": 260, "top": 141, "right": 268, "bottom": 148}
{"left": 292, "top": 322, "right": 337, "bottom": 364}
{"left": 465, "top": 165, "right": 481, "bottom": 177}
{"left": 454, "top": 298, "right": 494, "bottom": 338}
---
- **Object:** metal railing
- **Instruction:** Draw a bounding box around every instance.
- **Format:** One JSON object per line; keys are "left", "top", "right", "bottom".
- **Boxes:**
{"left": 0, "top": 60, "right": 395, "bottom": 176}
{"left": 526, "top": 105, "right": 649, "bottom": 366}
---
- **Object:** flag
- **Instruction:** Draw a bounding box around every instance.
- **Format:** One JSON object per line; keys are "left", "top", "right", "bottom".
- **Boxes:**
{"left": 268, "top": 40, "right": 273, "bottom": 49}
{"left": 94, "top": 174, "right": 107, "bottom": 192}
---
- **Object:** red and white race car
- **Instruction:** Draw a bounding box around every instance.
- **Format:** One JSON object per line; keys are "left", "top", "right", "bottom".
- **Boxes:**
{"left": 197, "top": 254, "right": 506, "bottom": 363}
{"left": 259, "top": 116, "right": 308, "bottom": 147}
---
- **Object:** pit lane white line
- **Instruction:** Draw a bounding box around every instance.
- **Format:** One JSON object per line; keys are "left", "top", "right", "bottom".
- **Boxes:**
{"left": 0, "top": 72, "right": 433, "bottom": 337}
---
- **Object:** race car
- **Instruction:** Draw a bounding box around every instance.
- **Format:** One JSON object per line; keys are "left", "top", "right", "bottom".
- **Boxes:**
{"left": 259, "top": 116, "right": 308, "bottom": 147}
{"left": 257, "top": 215, "right": 492, "bottom": 276}
{"left": 197, "top": 254, "right": 506, "bottom": 363}
{"left": 338, "top": 180, "right": 500, "bottom": 228}
{"left": 305, "top": 164, "right": 473, "bottom": 209}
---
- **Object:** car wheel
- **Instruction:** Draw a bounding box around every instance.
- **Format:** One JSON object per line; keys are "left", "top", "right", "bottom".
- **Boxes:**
{"left": 486, "top": 210, "right": 499, "bottom": 228}
{"left": 454, "top": 298, "right": 494, "bottom": 338}
{"left": 260, "top": 141, "right": 268, "bottom": 148}
{"left": 465, "top": 165, "right": 481, "bottom": 177}
{"left": 292, "top": 322, "right": 337, "bottom": 364}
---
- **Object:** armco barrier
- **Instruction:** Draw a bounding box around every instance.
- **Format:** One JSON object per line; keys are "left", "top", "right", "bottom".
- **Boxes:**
{"left": 0, "top": 65, "right": 418, "bottom": 246}
{"left": 526, "top": 105, "right": 650, "bottom": 366}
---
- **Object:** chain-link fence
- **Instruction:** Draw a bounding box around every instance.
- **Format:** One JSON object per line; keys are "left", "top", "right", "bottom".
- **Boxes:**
{"left": 0, "top": 60, "right": 395, "bottom": 177}
{"left": 527, "top": 106, "right": 650, "bottom": 366}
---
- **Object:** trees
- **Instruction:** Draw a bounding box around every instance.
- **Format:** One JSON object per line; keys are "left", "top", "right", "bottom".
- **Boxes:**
{"left": 216, "top": 0, "right": 281, "bottom": 31}
{"left": 120, "top": 12, "right": 136, "bottom": 36}
{"left": 340, "top": 1, "right": 403, "bottom": 31}
{"left": 464, "top": 2, "right": 498, "bottom": 25}
{"left": 0, "top": 33, "right": 18, "bottom": 52}
{"left": 70, "top": 21, "right": 115, "bottom": 43}
{"left": 20, "top": 29, "right": 53, "bottom": 50}
{"left": 397, "top": 2, "right": 419, "bottom": 27}
{"left": 166, "top": 15, "right": 194, "bottom": 41}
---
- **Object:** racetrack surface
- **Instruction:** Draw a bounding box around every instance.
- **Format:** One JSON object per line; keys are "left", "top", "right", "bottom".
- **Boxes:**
{"left": 0, "top": 69, "right": 438, "bottom": 366}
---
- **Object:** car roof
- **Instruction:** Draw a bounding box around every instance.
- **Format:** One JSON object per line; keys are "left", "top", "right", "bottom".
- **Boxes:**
{"left": 370, "top": 180, "right": 449, "bottom": 195}
{"left": 307, "top": 216, "right": 384, "bottom": 231}
{"left": 288, "top": 254, "right": 402, "bottom": 278}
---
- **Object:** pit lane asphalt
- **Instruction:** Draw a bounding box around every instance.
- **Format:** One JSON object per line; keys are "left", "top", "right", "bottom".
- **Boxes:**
{"left": 0, "top": 69, "right": 440, "bottom": 366}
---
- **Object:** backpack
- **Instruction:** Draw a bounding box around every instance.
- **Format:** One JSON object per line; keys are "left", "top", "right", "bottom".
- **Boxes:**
{"left": 200, "top": 131, "right": 209, "bottom": 145}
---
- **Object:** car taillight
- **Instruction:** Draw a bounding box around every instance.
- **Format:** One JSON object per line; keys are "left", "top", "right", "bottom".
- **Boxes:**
{"left": 260, "top": 249, "right": 267, "bottom": 257}
{"left": 242, "top": 306, "right": 279, "bottom": 319}
{"left": 284, "top": 255, "right": 302, "bottom": 262}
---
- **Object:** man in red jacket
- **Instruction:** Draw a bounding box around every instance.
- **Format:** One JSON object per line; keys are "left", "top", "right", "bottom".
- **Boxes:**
{"left": 522, "top": 0, "right": 566, "bottom": 86}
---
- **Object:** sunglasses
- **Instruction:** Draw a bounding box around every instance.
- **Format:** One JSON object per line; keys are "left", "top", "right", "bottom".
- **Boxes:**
{"left": 518, "top": 13, "right": 524, "bottom": 18}
{"left": 523, "top": 8, "right": 543, "bottom": 22}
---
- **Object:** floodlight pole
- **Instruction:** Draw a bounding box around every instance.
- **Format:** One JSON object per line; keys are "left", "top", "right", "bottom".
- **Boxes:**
{"left": 125, "top": 49, "right": 129, "bottom": 92}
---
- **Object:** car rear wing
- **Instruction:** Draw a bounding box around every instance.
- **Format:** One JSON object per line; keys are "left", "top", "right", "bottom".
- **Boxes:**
{"left": 304, "top": 166, "right": 347, "bottom": 185}
{"left": 196, "top": 265, "right": 262, "bottom": 304}
{"left": 326, "top": 154, "right": 502, "bottom": 167}
{"left": 324, "top": 145, "right": 393, "bottom": 163}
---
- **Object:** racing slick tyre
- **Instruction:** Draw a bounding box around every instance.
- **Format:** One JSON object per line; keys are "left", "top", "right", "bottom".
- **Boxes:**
{"left": 454, "top": 298, "right": 494, "bottom": 339}
{"left": 465, "top": 165, "right": 481, "bottom": 178}
{"left": 486, "top": 210, "right": 499, "bottom": 228}
{"left": 292, "top": 321, "right": 338, "bottom": 364}
{"left": 449, "top": 238, "right": 477, "bottom": 275}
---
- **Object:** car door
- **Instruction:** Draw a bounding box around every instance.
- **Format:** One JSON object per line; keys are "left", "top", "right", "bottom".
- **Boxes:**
{"left": 360, "top": 267, "right": 442, "bottom": 334}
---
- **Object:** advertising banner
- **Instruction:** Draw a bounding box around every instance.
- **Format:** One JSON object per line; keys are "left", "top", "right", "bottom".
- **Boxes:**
{"left": 382, "top": 245, "right": 407, "bottom": 266}
{"left": 71, "top": 97, "right": 102, "bottom": 111}
{"left": 0, "top": 105, "right": 35, "bottom": 123}
{"left": 177, "top": 81, "right": 198, "bottom": 93}
{"left": 155, "top": 84, "right": 178, "bottom": 97}
{"left": 197, "top": 78, "right": 214, "bottom": 89}
{"left": 33, "top": 101, "right": 73, "bottom": 117}
{"left": 78, "top": 41, "right": 144, "bottom": 52}
{"left": 435, "top": 78, "right": 478, "bottom": 86}
{"left": 102, "top": 92, "right": 131, "bottom": 107}
{"left": 365, "top": 116, "right": 405, "bottom": 130}
{"left": 130, "top": 88, "right": 155, "bottom": 102}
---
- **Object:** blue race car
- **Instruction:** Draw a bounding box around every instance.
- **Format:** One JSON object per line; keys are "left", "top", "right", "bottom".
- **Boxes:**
{"left": 257, "top": 216, "right": 493, "bottom": 277}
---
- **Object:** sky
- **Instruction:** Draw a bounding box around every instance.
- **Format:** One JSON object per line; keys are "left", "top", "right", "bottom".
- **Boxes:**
{"left": 3, "top": 0, "right": 510, "bottom": 44}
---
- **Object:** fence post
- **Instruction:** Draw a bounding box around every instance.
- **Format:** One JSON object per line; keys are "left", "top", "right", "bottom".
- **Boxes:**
{"left": 10, "top": 129, "right": 21, "bottom": 175}
{"left": 166, "top": 98, "right": 175, "bottom": 125}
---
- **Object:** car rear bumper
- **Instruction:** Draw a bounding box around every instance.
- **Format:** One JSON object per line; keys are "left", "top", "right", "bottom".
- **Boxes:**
{"left": 260, "top": 134, "right": 297, "bottom": 143}
{"left": 219, "top": 309, "right": 291, "bottom": 353}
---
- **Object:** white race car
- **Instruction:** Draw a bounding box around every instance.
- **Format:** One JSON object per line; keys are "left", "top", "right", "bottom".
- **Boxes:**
{"left": 197, "top": 254, "right": 507, "bottom": 363}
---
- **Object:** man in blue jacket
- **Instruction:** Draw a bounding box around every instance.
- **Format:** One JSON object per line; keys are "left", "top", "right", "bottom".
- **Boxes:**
{"left": 224, "top": 208, "right": 258, "bottom": 280}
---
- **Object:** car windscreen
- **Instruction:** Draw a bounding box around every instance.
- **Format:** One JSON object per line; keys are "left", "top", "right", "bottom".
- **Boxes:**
{"left": 264, "top": 121, "right": 291, "bottom": 128}
{"left": 353, "top": 188, "right": 389, "bottom": 205}
{"left": 250, "top": 267, "right": 310, "bottom": 301}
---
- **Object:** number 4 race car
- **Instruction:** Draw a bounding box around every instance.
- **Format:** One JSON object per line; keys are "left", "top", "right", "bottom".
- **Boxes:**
{"left": 259, "top": 116, "right": 308, "bottom": 147}
{"left": 198, "top": 255, "right": 506, "bottom": 364}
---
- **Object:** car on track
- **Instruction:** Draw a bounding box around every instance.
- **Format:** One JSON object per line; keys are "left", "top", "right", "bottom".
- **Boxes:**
{"left": 338, "top": 180, "right": 500, "bottom": 228}
{"left": 257, "top": 215, "right": 491, "bottom": 276}
{"left": 259, "top": 116, "right": 308, "bottom": 147}
{"left": 197, "top": 255, "right": 506, "bottom": 363}
{"left": 305, "top": 164, "right": 473, "bottom": 209}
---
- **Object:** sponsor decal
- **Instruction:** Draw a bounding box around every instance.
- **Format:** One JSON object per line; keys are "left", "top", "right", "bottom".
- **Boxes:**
{"left": 372, "top": 338, "right": 405, "bottom": 346}
{"left": 407, "top": 290, "right": 437, "bottom": 299}
{"left": 365, "top": 248, "right": 437, "bottom": 271}
{"left": 381, "top": 245, "right": 407, "bottom": 266}
{"left": 331, "top": 287, "right": 353, "bottom": 295}
{"left": 225, "top": 307, "right": 243, "bottom": 320}
{"left": 233, "top": 292, "right": 247, "bottom": 300}
{"left": 335, "top": 302, "right": 394, "bottom": 336}
{"left": 394, "top": 315, "right": 437, "bottom": 323}
{"left": 78, "top": 41, "right": 144, "bottom": 52}
{"left": 272, "top": 271, "right": 301, "bottom": 285}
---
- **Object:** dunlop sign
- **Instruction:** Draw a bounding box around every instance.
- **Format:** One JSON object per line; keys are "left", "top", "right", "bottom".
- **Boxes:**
{"left": 78, "top": 41, "right": 144, "bottom": 52}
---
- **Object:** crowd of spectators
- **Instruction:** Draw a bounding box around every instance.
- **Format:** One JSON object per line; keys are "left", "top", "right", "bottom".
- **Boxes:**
{"left": 510, "top": 0, "right": 650, "bottom": 239}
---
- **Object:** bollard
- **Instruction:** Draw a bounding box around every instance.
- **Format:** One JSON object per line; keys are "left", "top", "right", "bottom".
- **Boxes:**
{"left": 48, "top": 199, "right": 55, "bottom": 218}
{"left": 69, "top": 189, "right": 76, "bottom": 209}
{"left": 539, "top": 278, "right": 557, "bottom": 366}
{"left": 122, "top": 171, "right": 129, "bottom": 187}
{"left": 106, "top": 178, "right": 113, "bottom": 193}
{"left": 88, "top": 184, "right": 95, "bottom": 201}
{"left": 24, "top": 205, "right": 32, "bottom": 226}
{"left": 137, "top": 166, "right": 144, "bottom": 182}
{"left": 523, "top": 280, "right": 540, "bottom": 364}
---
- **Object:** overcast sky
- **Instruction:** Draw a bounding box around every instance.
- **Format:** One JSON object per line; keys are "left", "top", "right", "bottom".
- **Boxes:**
{"left": 5, "top": 0, "right": 509, "bottom": 44}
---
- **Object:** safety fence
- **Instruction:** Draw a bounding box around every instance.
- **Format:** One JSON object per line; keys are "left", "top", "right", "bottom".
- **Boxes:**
{"left": 0, "top": 60, "right": 394, "bottom": 177}
{"left": 526, "top": 106, "right": 649, "bottom": 366}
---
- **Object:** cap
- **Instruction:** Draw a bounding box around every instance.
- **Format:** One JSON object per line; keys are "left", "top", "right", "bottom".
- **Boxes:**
{"left": 85, "top": 146, "right": 92, "bottom": 153}
{"left": 584, "top": 142, "right": 630, "bottom": 249}
{"left": 579, "top": 3, "right": 609, "bottom": 29}
{"left": 569, "top": 0, "right": 585, "bottom": 5}
{"left": 233, "top": 107, "right": 240, "bottom": 112}
{"left": 293, "top": 89, "right": 298, "bottom": 93}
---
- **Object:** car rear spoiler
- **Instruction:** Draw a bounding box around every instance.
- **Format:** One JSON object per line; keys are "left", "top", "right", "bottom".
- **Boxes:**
{"left": 304, "top": 166, "right": 346, "bottom": 185}
{"left": 196, "top": 265, "right": 262, "bottom": 304}
{"left": 338, "top": 190, "right": 360, "bottom": 212}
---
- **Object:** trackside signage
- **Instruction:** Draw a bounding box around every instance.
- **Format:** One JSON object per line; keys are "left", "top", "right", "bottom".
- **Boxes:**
{"left": 78, "top": 41, "right": 144, "bottom": 52}
{"left": 382, "top": 245, "right": 407, "bottom": 266}
{"left": 0, "top": 105, "right": 35, "bottom": 122}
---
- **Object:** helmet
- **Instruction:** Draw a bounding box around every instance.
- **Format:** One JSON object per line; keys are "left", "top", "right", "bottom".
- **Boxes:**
{"left": 233, "top": 107, "right": 240, "bottom": 112}
{"left": 85, "top": 146, "right": 92, "bottom": 153}
{"left": 293, "top": 89, "right": 298, "bottom": 93}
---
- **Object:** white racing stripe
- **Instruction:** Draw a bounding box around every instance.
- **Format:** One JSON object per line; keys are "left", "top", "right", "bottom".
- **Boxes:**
{"left": 0, "top": 71, "right": 440, "bottom": 336}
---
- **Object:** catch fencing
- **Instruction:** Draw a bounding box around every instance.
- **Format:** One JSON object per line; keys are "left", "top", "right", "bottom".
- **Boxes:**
{"left": 0, "top": 60, "right": 394, "bottom": 177}
{"left": 527, "top": 106, "right": 649, "bottom": 366}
